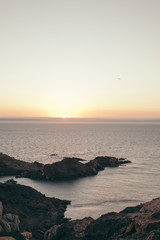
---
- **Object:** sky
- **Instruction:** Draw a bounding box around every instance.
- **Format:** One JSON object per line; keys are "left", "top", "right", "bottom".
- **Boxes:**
{"left": 0, "top": 0, "right": 160, "bottom": 119}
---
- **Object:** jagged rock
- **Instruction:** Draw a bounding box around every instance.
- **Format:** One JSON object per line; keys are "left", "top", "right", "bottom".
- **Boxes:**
{"left": 21, "top": 232, "right": 32, "bottom": 239}
{"left": 0, "top": 219, "right": 11, "bottom": 232}
{"left": 44, "top": 225, "right": 60, "bottom": 240}
{"left": 0, "top": 153, "right": 131, "bottom": 181}
{"left": 44, "top": 217, "right": 94, "bottom": 240}
{"left": 43, "top": 198, "right": 160, "bottom": 240}
{"left": 43, "top": 158, "right": 97, "bottom": 180}
{"left": 0, "top": 153, "right": 43, "bottom": 178}
{"left": 119, "top": 159, "right": 132, "bottom": 165}
{"left": 85, "top": 197, "right": 160, "bottom": 240}
{"left": 146, "top": 230, "right": 160, "bottom": 240}
{"left": 87, "top": 156, "right": 119, "bottom": 171}
{"left": 2, "top": 214, "right": 20, "bottom": 232}
{"left": 0, "top": 182, "right": 70, "bottom": 240}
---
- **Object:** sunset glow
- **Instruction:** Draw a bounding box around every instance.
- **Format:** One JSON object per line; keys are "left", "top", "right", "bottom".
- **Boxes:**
{"left": 0, "top": 0, "right": 160, "bottom": 119}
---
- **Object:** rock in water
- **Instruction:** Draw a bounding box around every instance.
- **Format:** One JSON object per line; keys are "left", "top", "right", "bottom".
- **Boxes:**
{"left": 43, "top": 157, "right": 97, "bottom": 180}
{"left": 0, "top": 152, "right": 131, "bottom": 181}
{"left": 0, "top": 152, "right": 43, "bottom": 178}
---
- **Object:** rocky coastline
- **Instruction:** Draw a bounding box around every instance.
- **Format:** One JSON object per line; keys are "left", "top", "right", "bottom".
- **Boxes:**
{"left": 0, "top": 181, "right": 70, "bottom": 240}
{"left": 0, "top": 153, "right": 131, "bottom": 181}
{"left": 1, "top": 153, "right": 160, "bottom": 240}
{"left": 0, "top": 180, "right": 160, "bottom": 240}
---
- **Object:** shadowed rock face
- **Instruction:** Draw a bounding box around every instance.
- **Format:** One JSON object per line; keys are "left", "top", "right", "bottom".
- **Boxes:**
{"left": 44, "top": 198, "right": 160, "bottom": 240}
{"left": 44, "top": 217, "right": 94, "bottom": 240}
{"left": 85, "top": 197, "right": 160, "bottom": 240}
{"left": 43, "top": 158, "right": 97, "bottom": 180}
{"left": 0, "top": 153, "right": 43, "bottom": 178}
{"left": 0, "top": 153, "right": 131, "bottom": 181}
{"left": 0, "top": 182, "right": 70, "bottom": 240}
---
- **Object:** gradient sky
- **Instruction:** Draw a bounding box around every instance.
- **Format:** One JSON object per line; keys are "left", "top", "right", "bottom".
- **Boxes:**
{"left": 0, "top": 0, "right": 160, "bottom": 118}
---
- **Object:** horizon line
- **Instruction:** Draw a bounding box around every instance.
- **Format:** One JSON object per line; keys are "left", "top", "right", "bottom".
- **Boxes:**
{"left": 0, "top": 117, "right": 160, "bottom": 122}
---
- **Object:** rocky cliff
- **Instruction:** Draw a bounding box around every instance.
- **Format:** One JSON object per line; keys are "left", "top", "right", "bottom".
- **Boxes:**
{"left": 0, "top": 181, "right": 70, "bottom": 240}
{"left": 44, "top": 197, "right": 160, "bottom": 240}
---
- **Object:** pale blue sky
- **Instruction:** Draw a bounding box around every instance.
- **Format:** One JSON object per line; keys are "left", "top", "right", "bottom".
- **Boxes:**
{"left": 0, "top": 0, "right": 160, "bottom": 118}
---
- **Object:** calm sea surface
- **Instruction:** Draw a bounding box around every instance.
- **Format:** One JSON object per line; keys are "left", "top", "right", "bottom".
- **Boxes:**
{"left": 0, "top": 120, "right": 160, "bottom": 220}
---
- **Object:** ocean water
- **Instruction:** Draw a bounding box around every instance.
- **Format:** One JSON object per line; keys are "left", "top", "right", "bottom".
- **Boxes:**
{"left": 0, "top": 119, "right": 160, "bottom": 220}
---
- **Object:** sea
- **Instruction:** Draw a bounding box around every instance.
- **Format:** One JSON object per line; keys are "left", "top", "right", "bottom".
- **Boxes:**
{"left": 0, "top": 118, "right": 160, "bottom": 220}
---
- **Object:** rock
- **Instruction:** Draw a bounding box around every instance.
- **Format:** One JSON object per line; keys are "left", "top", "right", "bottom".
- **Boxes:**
{"left": 0, "top": 153, "right": 131, "bottom": 181}
{"left": 2, "top": 214, "right": 20, "bottom": 231}
{"left": 44, "top": 225, "right": 60, "bottom": 240}
{"left": 0, "top": 225, "right": 3, "bottom": 232}
{"left": 21, "top": 232, "right": 32, "bottom": 239}
{"left": 41, "top": 156, "right": 127, "bottom": 181}
{"left": 44, "top": 197, "right": 160, "bottom": 240}
{"left": 0, "top": 153, "right": 43, "bottom": 178}
{"left": 43, "top": 158, "right": 97, "bottom": 180}
{"left": 146, "top": 230, "right": 160, "bottom": 240}
{"left": 119, "top": 159, "right": 132, "bottom": 165}
{"left": 85, "top": 197, "right": 160, "bottom": 240}
{"left": 0, "top": 219, "right": 11, "bottom": 232}
{"left": 87, "top": 156, "right": 119, "bottom": 170}
{"left": 0, "top": 182, "right": 70, "bottom": 240}
{"left": 44, "top": 217, "right": 94, "bottom": 240}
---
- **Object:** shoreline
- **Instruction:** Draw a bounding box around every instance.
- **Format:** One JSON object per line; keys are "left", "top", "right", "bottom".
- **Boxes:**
{"left": 0, "top": 180, "right": 160, "bottom": 240}
{"left": 1, "top": 152, "right": 160, "bottom": 239}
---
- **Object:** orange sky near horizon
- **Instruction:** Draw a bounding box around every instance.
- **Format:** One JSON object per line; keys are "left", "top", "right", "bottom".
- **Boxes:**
{"left": 1, "top": 0, "right": 160, "bottom": 119}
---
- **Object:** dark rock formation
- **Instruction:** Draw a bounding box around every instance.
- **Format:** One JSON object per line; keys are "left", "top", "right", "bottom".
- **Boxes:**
{"left": 44, "top": 217, "right": 93, "bottom": 240}
{"left": 0, "top": 153, "right": 43, "bottom": 178}
{"left": 0, "top": 181, "right": 70, "bottom": 240}
{"left": 86, "top": 156, "right": 119, "bottom": 171}
{"left": 44, "top": 198, "right": 160, "bottom": 240}
{"left": 0, "top": 153, "right": 131, "bottom": 181}
{"left": 43, "top": 158, "right": 97, "bottom": 180}
{"left": 86, "top": 197, "right": 160, "bottom": 239}
{"left": 0, "top": 200, "right": 31, "bottom": 240}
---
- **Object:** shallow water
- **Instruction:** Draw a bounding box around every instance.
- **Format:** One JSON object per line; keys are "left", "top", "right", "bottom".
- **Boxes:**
{"left": 0, "top": 121, "right": 160, "bottom": 219}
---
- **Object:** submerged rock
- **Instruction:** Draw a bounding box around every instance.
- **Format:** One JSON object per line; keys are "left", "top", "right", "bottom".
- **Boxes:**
{"left": 50, "top": 154, "right": 58, "bottom": 157}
